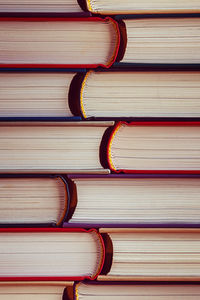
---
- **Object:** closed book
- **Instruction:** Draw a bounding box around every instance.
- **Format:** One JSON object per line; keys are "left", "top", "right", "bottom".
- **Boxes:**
{"left": 70, "top": 282, "right": 200, "bottom": 300}
{"left": 0, "top": 175, "right": 69, "bottom": 226}
{"left": 99, "top": 228, "right": 200, "bottom": 281}
{"left": 0, "top": 121, "right": 113, "bottom": 174}
{"left": 85, "top": 0, "right": 200, "bottom": 14}
{"left": 0, "top": 70, "right": 83, "bottom": 120}
{"left": 73, "top": 69, "right": 200, "bottom": 120}
{"left": 107, "top": 121, "right": 200, "bottom": 173}
{"left": 0, "top": 228, "right": 104, "bottom": 280}
{"left": 117, "top": 16, "right": 200, "bottom": 64}
{"left": 0, "top": 281, "right": 73, "bottom": 300}
{"left": 0, "top": 17, "right": 119, "bottom": 68}
{"left": 65, "top": 174, "right": 200, "bottom": 227}
{"left": 0, "top": 0, "right": 86, "bottom": 13}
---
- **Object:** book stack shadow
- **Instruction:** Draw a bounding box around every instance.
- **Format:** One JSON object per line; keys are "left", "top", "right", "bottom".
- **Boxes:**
{"left": 0, "top": 0, "right": 200, "bottom": 299}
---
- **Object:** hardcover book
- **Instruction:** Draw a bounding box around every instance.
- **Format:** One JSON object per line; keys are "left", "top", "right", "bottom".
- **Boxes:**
{"left": 0, "top": 281, "right": 73, "bottom": 300}
{"left": 0, "top": 17, "right": 119, "bottom": 68}
{"left": 118, "top": 17, "right": 200, "bottom": 64}
{"left": 0, "top": 228, "right": 104, "bottom": 280}
{"left": 68, "top": 282, "right": 200, "bottom": 299}
{"left": 74, "top": 69, "right": 200, "bottom": 119}
{"left": 0, "top": 121, "right": 113, "bottom": 174}
{"left": 107, "top": 122, "right": 200, "bottom": 173}
{"left": 0, "top": 71, "right": 82, "bottom": 119}
{"left": 65, "top": 174, "right": 200, "bottom": 227}
{"left": 85, "top": 0, "right": 200, "bottom": 14}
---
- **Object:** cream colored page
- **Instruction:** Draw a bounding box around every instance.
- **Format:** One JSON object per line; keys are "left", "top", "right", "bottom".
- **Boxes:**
{"left": 77, "top": 282, "right": 200, "bottom": 299}
{"left": 70, "top": 178, "right": 200, "bottom": 224}
{"left": 0, "top": 231, "right": 101, "bottom": 277}
{"left": 0, "top": 283, "right": 67, "bottom": 300}
{"left": 111, "top": 124, "right": 200, "bottom": 170}
{"left": 0, "top": 177, "right": 66, "bottom": 224}
{"left": 0, "top": 125, "right": 106, "bottom": 171}
{"left": 87, "top": 0, "right": 200, "bottom": 14}
{"left": 0, "top": 20, "right": 118, "bottom": 66}
{"left": 0, "top": 0, "right": 83, "bottom": 12}
{"left": 0, "top": 73, "right": 74, "bottom": 117}
{"left": 108, "top": 231, "right": 200, "bottom": 278}
{"left": 82, "top": 71, "right": 200, "bottom": 117}
{"left": 122, "top": 18, "right": 200, "bottom": 63}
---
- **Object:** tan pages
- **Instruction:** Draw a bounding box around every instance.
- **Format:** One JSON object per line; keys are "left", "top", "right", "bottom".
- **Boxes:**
{"left": 80, "top": 71, "right": 200, "bottom": 118}
{"left": 0, "top": 176, "right": 67, "bottom": 225}
{"left": 74, "top": 282, "right": 200, "bottom": 300}
{"left": 0, "top": 281, "right": 73, "bottom": 300}
{"left": 0, "top": 18, "right": 119, "bottom": 68}
{"left": 86, "top": 0, "right": 200, "bottom": 14}
{"left": 69, "top": 176, "right": 200, "bottom": 225}
{"left": 0, "top": 229, "right": 104, "bottom": 279}
{"left": 121, "top": 18, "right": 200, "bottom": 64}
{"left": 0, "top": 121, "right": 113, "bottom": 174}
{"left": 108, "top": 122, "right": 200, "bottom": 172}
{"left": 0, "top": 72, "right": 75, "bottom": 118}
{"left": 0, "top": 0, "right": 83, "bottom": 12}
{"left": 99, "top": 228, "right": 200, "bottom": 281}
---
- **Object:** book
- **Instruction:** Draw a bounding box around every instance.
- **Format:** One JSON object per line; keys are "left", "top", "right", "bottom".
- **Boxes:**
{"left": 0, "top": 175, "right": 68, "bottom": 226}
{"left": 98, "top": 228, "right": 200, "bottom": 281}
{"left": 75, "top": 69, "right": 200, "bottom": 119}
{"left": 0, "top": 0, "right": 86, "bottom": 13}
{"left": 107, "top": 122, "right": 200, "bottom": 173}
{"left": 0, "top": 228, "right": 104, "bottom": 280}
{"left": 1, "top": 228, "right": 200, "bottom": 280}
{"left": 65, "top": 174, "right": 200, "bottom": 227}
{"left": 0, "top": 17, "right": 119, "bottom": 68}
{"left": 69, "top": 282, "right": 200, "bottom": 299}
{"left": 85, "top": 0, "right": 200, "bottom": 14}
{"left": 118, "top": 17, "right": 200, "bottom": 64}
{"left": 0, "top": 121, "right": 113, "bottom": 174}
{"left": 0, "top": 281, "right": 73, "bottom": 300}
{"left": 0, "top": 71, "right": 82, "bottom": 119}
{"left": 1, "top": 121, "right": 200, "bottom": 174}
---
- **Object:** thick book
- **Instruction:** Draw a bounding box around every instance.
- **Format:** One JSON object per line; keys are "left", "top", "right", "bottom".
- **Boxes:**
{"left": 0, "top": 121, "right": 113, "bottom": 174}
{"left": 0, "top": 0, "right": 86, "bottom": 13}
{"left": 107, "top": 121, "right": 200, "bottom": 173}
{"left": 2, "top": 174, "right": 200, "bottom": 227}
{"left": 73, "top": 69, "right": 200, "bottom": 119}
{"left": 0, "top": 175, "right": 69, "bottom": 226}
{"left": 98, "top": 228, "right": 200, "bottom": 281}
{"left": 0, "top": 281, "right": 73, "bottom": 300}
{"left": 0, "top": 71, "right": 83, "bottom": 119}
{"left": 2, "top": 281, "right": 200, "bottom": 300}
{"left": 1, "top": 121, "right": 200, "bottom": 174}
{"left": 1, "top": 228, "right": 200, "bottom": 281}
{"left": 0, "top": 228, "right": 104, "bottom": 280}
{"left": 65, "top": 174, "right": 200, "bottom": 227}
{"left": 0, "top": 17, "right": 119, "bottom": 68}
{"left": 85, "top": 0, "right": 200, "bottom": 14}
{"left": 68, "top": 282, "right": 200, "bottom": 300}
{"left": 118, "top": 16, "right": 200, "bottom": 64}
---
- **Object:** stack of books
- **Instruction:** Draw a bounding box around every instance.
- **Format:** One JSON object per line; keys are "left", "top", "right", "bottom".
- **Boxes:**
{"left": 0, "top": 0, "right": 200, "bottom": 299}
